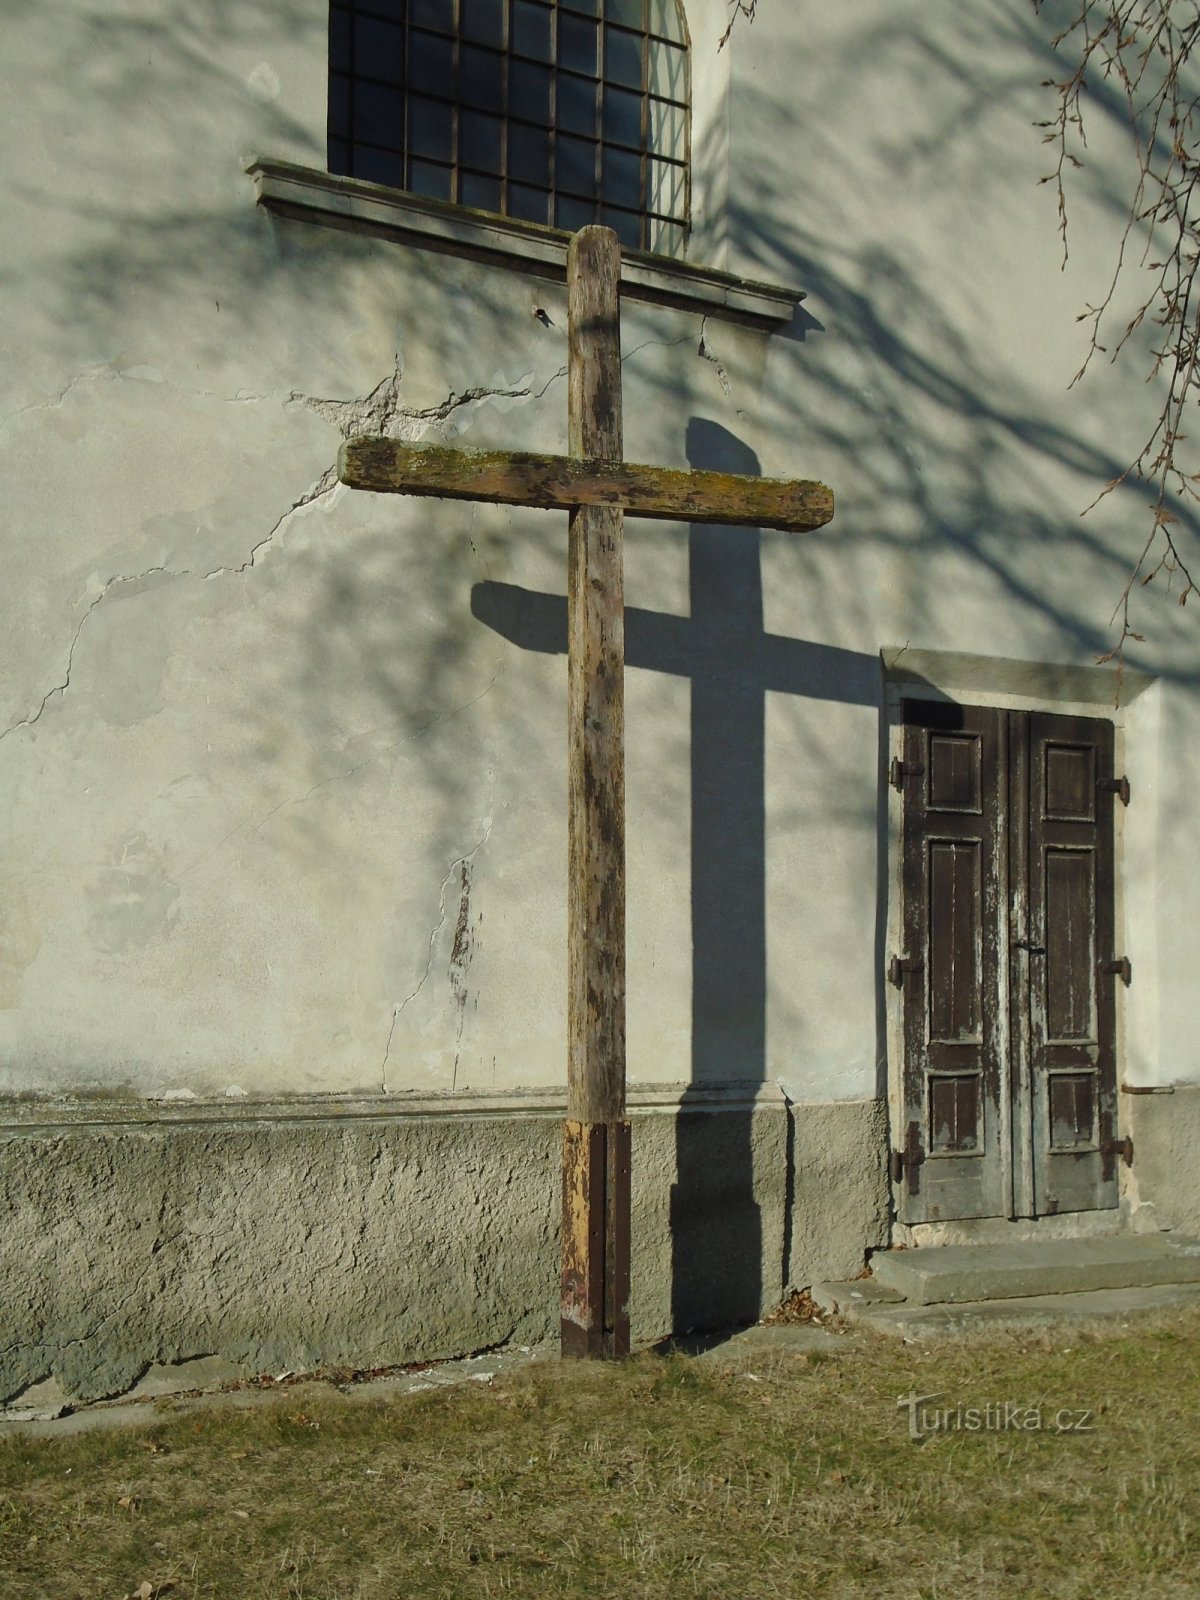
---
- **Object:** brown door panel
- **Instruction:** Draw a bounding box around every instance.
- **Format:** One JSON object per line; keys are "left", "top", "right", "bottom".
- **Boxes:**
{"left": 895, "top": 702, "right": 1119, "bottom": 1223}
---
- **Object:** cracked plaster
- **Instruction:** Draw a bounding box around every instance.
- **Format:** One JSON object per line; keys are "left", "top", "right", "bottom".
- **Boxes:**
{"left": 0, "top": 353, "right": 538, "bottom": 744}
{"left": 0, "top": 281, "right": 779, "bottom": 1103}
{"left": 381, "top": 816, "right": 495, "bottom": 1092}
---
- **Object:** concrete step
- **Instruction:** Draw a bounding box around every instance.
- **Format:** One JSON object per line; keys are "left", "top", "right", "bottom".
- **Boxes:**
{"left": 810, "top": 1278, "right": 1200, "bottom": 1341}
{"left": 869, "top": 1233, "right": 1200, "bottom": 1306}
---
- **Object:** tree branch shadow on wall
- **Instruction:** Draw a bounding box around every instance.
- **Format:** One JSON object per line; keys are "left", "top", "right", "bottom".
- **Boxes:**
{"left": 8, "top": 0, "right": 1200, "bottom": 1349}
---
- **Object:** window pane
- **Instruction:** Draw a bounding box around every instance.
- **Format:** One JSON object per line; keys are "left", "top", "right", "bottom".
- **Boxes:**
{"left": 647, "top": 0, "right": 684, "bottom": 42}
{"left": 461, "top": 108, "right": 503, "bottom": 172}
{"left": 355, "top": 13, "right": 406, "bottom": 84}
{"left": 648, "top": 39, "right": 685, "bottom": 100}
{"left": 462, "top": 0, "right": 505, "bottom": 48}
{"left": 328, "top": 71, "right": 351, "bottom": 138}
{"left": 510, "top": 122, "right": 551, "bottom": 184}
{"left": 648, "top": 216, "right": 684, "bottom": 255}
{"left": 510, "top": 182, "right": 550, "bottom": 223}
{"left": 409, "top": 30, "right": 453, "bottom": 97}
{"left": 509, "top": 59, "right": 551, "bottom": 122}
{"left": 412, "top": 0, "right": 454, "bottom": 31}
{"left": 329, "top": 135, "right": 351, "bottom": 175}
{"left": 557, "top": 72, "right": 598, "bottom": 135}
{"left": 557, "top": 134, "right": 598, "bottom": 197}
{"left": 330, "top": 0, "right": 687, "bottom": 252}
{"left": 409, "top": 157, "right": 453, "bottom": 198}
{"left": 602, "top": 145, "right": 641, "bottom": 208}
{"left": 513, "top": 0, "right": 553, "bottom": 61}
{"left": 648, "top": 96, "right": 684, "bottom": 160}
{"left": 559, "top": 13, "right": 599, "bottom": 74}
{"left": 330, "top": 6, "right": 352, "bottom": 71}
{"left": 648, "top": 155, "right": 685, "bottom": 219}
{"left": 461, "top": 171, "right": 503, "bottom": 210}
{"left": 602, "top": 85, "right": 642, "bottom": 146}
{"left": 354, "top": 144, "right": 405, "bottom": 188}
{"left": 602, "top": 205, "right": 642, "bottom": 250}
{"left": 355, "top": 80, "right": 405, "bottom": 144}
{"left": 556, "top": 194, "right": 597, "bottom": 232}
{"left": 408, "top": 95, "right": 453, "bottom": 159}
{"left": 607, "top": 0, "right": 644, "bottom": 27}
{"left": 604, "top": 26, "right": 643, "bottom": 89}
{"left": 460, "top": 44, "right": 505, "bottom": 111}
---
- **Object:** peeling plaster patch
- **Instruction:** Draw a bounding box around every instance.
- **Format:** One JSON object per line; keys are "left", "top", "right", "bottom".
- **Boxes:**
{"left": 78, "top": 569, "right": 179, "bottom": 728}
{"left": 201, "top": 474, "right": 341, "bottom": 581}
{"left": 0, "top": 569, "right": 182, "bottom": 747}
{"left": 449, "top": 860, "right": 482, "bottom": 1091}
{"left": 698, "top": 317, "right": 733, "bottom": 399}
{"left": 247, "top": 62, "right": 281, "bottom": 102}
{"left": 290, "top": 350, "right": 536, "bottom": 449}
{"left": 382, "top": 819, "right": 494, "bottom": 1092}
{"left": 85, "top": 834, "right": 180, "bottom": 956}
{"left": 0, "top": 359, "right": 526, "bottom": 751}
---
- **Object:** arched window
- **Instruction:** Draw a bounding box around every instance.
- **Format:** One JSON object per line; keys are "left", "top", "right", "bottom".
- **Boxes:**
{"left": 328, "top": 1, "right": 689, "bottom": 256}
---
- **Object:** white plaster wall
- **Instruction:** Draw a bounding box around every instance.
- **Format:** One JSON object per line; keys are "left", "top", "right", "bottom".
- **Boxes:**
{"left": 0, "top": 0, "right": 1196, "bottom": 1105}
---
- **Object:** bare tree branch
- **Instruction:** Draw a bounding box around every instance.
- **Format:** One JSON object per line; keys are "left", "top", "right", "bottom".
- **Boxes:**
{"left": 1034, "top": 0, "right": 1200, "bottom": 679}
{"left": 718, "top": 1, "right": 758, "bottom": 52}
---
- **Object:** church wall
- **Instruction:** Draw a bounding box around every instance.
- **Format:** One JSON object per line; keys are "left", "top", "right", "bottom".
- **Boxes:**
{"left": 0, "top": 0, "right": 1196, "bottom": 1400}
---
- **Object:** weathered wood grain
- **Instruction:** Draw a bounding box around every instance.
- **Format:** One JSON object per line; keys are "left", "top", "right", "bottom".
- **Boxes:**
{"left": 566, "top": 226, "right": 627, "bottom": 1131}
{"left": 337, "top": 440, "right": 835, "bottom": 532}
{"left": 560, "top": 1119, "right": 631, "bottom": 1360}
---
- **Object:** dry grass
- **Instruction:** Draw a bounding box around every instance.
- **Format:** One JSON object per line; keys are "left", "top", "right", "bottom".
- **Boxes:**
{"left": 2, "top": 1308, "right": 1199, "bottom": 1600}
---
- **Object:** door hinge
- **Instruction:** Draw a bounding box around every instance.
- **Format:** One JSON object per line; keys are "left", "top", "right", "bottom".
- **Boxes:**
{"left": 1101, "top": 956, "right": 1132, "bottom": 986}
{"left": 1099, "top": 775, "right": 1131, "bottom": 806}
{"left": 888, "top": 954, "right": 924, "bottom": 986}
{"left": 1100, "top": 1135, "right": 1134, "bottom": 1167}
{"left": 889, "top": 757, "right": 925, "bottom": 791}
{"left": 890, "top": 1121, "right": 927, "bottom": 1191}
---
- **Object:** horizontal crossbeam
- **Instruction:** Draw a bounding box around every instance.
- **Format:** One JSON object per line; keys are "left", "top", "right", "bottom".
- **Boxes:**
{"left": 338, "top": 440, "right": 834, "bottom": 533}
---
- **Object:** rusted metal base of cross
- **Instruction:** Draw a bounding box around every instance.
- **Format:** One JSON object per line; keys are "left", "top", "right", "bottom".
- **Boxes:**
{"left": 560, "top": 1119, "right": 631, "bottom": 1359}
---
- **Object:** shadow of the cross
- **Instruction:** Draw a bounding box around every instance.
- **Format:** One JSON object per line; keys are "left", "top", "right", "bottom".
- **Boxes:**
{"left": 472, "top": 417, "right": 882, "bottom": 1335}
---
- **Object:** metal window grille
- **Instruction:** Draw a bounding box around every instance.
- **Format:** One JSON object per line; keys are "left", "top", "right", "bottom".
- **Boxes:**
{"left": 328, "top": 0, "right": 690, "bottom": 256}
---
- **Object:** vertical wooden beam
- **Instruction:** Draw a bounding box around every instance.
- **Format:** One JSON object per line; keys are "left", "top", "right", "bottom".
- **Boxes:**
{"left": 561, "top": 226, "right": 630, "bottom": 1359}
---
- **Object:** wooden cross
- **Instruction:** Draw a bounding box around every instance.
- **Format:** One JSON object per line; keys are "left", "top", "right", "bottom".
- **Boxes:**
{"left": 338, "top": 227, "right": 834, "bottom": 1360}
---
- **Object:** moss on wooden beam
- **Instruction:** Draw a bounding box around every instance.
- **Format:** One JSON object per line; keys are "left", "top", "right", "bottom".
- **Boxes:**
{"left": 338, "top": 440, "right": 834, "bottom": 533}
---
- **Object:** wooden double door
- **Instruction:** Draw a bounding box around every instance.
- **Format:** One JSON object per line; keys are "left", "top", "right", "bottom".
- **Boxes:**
{"left": 893, "top": 700, "right": 1125, "bottom": 1224}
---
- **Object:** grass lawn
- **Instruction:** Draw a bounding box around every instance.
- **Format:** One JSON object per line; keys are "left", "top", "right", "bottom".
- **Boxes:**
{"left": 2, "top": 1307, "right": 1198, "bottom": 1600}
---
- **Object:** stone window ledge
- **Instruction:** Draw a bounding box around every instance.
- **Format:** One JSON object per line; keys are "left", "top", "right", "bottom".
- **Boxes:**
{"left": 247, "top": 158, "right": 804, "bottom": 331}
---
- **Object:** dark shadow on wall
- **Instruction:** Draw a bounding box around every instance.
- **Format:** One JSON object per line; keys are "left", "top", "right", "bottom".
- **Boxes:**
{"left": 471, "top": 417, "right": 882, "bottom": 1333}
{"left": 673, "top": 419, "right": 768, "bottom": 1334}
